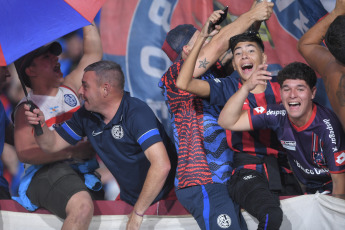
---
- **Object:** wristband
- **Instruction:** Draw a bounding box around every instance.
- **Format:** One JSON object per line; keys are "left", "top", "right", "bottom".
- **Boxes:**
{"left": 134, "top": 210, "right": 144, "bottom": 217}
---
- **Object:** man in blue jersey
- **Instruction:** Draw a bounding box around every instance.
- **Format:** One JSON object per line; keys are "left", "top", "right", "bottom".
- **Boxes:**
{"left": 176, "top": 29, "right": 306, "bottom": 229}
{"left": 24, "top": 60, "right": 177, "bottom": 230}
{"left": 218, "top": 61, "right": 345, "bottom": 199}
{"left": 160, "top": 2, "right": 274, "bottom": 229}
{"left": 0, "top": 65, "right": 14, "bottom": 199}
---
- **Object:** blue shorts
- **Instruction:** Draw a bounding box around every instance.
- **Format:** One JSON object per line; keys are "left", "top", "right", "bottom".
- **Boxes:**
{"left": 176, "top": 183, "right": 247, "bottom": 230}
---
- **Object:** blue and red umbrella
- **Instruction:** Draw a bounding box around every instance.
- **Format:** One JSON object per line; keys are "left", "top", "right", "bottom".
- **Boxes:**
{"left": 0, "top": 0, "right": 106, "bottom": 66}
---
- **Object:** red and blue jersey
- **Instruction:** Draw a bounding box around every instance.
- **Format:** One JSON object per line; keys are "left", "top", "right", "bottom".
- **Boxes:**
{"left": 207, "top": 75, "right": 285, "bottom": 173}
{"left": 249, "top": 103, "right": 345, "bottom": 191}
{"left": 159, "top": 60, "right": 234, "bottom": 189}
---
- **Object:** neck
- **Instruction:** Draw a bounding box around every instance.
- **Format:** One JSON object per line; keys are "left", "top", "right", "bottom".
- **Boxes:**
{"left": 102, "top": 93, "right": 123, "bottom": 125}
{"left": 32, "top": 86, "right": 59, "bottom": 96}
{"left": 250, "top": 84, "right": 267, "bottom": 94}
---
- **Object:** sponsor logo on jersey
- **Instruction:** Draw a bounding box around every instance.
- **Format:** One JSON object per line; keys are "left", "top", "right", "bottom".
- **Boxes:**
{"left": 217, "top": 214, "right": 231, "bottom": 228}
{"left": 112, "top": 125, "right": 124, "bottom": 139}
{"left": 253, "top": 106, "right": 266, "bottom": 115}
{"left": 64, "top": 94, "right": 77, "bottom": 107}
{"left": 323, "top": 119, "right": 337, "bottom": 146}
{"left": 266, "top": 109, "right": 286, "bottom": 116}
{"left": 335, "top": 151, "right": 345, "bottom": 166}
{"left": 281, "top": 140, "right": 296, "bottom": 151}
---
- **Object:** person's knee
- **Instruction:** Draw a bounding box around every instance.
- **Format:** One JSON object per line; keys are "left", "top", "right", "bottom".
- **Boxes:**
{"left": 257, "top": 206, "right": 283, "bottom": 230}
{"left": 66, "top": 191, "right": 94, "bottom": 219}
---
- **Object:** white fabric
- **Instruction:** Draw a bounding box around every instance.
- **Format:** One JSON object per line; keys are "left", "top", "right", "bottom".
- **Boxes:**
{"left": 0, "top": 194, "right": 344, "bottom": 230}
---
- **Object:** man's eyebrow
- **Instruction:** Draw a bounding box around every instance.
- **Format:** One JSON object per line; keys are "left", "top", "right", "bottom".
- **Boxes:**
{"left": 234, "top": 44, "right": 256, "bottom": 51}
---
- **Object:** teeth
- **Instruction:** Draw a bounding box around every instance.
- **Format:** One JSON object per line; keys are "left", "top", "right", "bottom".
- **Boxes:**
{"left": 288, "top": 102, "right": 300, "bottom": 106}
{"left": 242, "top": 63, "right": 252, "bottom": 68}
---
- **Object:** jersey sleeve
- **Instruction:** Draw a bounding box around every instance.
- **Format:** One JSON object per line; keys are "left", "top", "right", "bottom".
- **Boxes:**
{"left": 55, "top": 107, "right": 86, "bottom": 145}
{"left": 127, "top": 102, "right": 163, "bottom": 152}
{"left": 321, "top": 118, "right": 345, "bottom": 174}
{"left": 249, "top": 104, "right": 285, "bottom": 130}
{"left": 206, "top": 77, "right": 238, "bottom": 106}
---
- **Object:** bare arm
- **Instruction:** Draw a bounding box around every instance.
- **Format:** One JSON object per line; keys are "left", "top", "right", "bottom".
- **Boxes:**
{"left": 218, "top": 64, "right": 272, "bottom": 130}
{"left": 176, "top": 1, "right": 274, "bottom": 98}
{"left": 175, "top": 11, "right": 221, "bottom": 97}
{"left": 298, "top": 0, "right": 345, "bottom": 130}
{"left": 331, "top": 172, "right": 345, "bottom": 200}
{"left": 298, "top": 1, "right": 345, "bottom": 77}
{"left": 126, "top": 142, "right": 171, "bottom": 230}
{"left": 14, "top": 104, "right": 88, "bottom": 164}
{"left": 63, "top": 22, "right": 103, "bottom": 93}
{"left": 192, "top": 0, "right": 274, "bottom": 78}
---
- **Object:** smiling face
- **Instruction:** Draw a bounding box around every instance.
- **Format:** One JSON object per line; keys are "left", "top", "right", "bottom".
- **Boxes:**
{"left": 280, "top": 79, "right": 316, "bottom": 127}
{"left": 78, "top": 71, "right": 103, "bottom": 112}
{"left": 232, "top": 41, "right": 267, "bottom": 82}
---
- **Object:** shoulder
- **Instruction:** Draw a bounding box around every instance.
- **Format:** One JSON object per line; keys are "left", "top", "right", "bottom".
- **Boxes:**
{"left": 160, "top": 60, "right": 183, "bottom": 82}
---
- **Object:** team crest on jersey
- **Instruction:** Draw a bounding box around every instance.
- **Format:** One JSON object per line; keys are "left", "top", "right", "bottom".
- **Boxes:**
{"left": 64, "top": 94, "right": 77, "bottom": 107}
{"left": 313, "top": 152, "right": 326, "bottom": 168}
{"left": 217, "top": 214, "right": 231, "bottom": 228}
{"left": 334, "top": 151, "right": 345, "bottom": 166}
{"left": 253, "top": 106, "right": 266, "bottom": 115}
{"left": 112, "top": 125, "right": 124, "bottom": 139}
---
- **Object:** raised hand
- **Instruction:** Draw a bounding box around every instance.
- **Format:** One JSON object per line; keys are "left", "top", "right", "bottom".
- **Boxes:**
{"left": 251, "top": 0, "right": 274, "bottom": 22}
{"left": 242, "top": 64, "right": 272, "bottom": 92}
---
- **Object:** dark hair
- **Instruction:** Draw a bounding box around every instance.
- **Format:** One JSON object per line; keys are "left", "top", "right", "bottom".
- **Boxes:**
{"left": 325, "top": 15, "right": 345, "bottom": 65}
{"left": 229, "top": 31, "right": 264, "bottom": 54}
{"left": 277, "top": 62, "right": 317, "bottom": 89}
{"left": 84, "top": 60, "right": 125, "bottom": 90}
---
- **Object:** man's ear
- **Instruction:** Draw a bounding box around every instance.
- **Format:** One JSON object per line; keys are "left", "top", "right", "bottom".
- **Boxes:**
{"left": 25, "top": 66, "right": 34, "bottom": 77}
{"left": 311, "top": 86, "right": 317, "bottom": 100}
{"left": 103, "top": 83, "right": 110, "bottom": 97}
{"left": 262, "top": 53, "right": 267, "bottom": 65}
{"left": 182, "top": 45, "right": 190, "bottom": 58}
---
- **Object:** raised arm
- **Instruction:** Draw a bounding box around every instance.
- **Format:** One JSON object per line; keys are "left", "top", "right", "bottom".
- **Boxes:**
{"left": 218, "top": 64, "right": 271, "bottom": 130}
{"left": 298, "top": 0, "right": 345, "bottom": 77}
{"left": 192, "top": 0, "right": 274, "bottom": 78}
{"left": 175, "top": 11, "right": 221, "bottom": 98}
{"left": 63, "top": 22, "right": 103, "bottom": 92}
{"left": 126, "top": 142, "right": 171, "bottom": 230}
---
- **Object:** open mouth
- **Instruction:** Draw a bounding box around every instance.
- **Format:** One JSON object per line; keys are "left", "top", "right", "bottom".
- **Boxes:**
{"left": 288, "top": 102, "right": 301, "bottom": 107}
{"left": 241, "top": 63, "right": 253, "bottom": 73}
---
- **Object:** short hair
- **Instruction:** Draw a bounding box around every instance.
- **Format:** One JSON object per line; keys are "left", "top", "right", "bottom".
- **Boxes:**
{"left": 229, "top": 31, "right": 264, "bottom": 54}
{"left": 277, "top": 62, "right": 317, "bottom": 89}
{"left": 325, "top": 15, "right": 345, "bottom": 65}
{"left": 84, "top": 60, "right": 125, "bottom": 90}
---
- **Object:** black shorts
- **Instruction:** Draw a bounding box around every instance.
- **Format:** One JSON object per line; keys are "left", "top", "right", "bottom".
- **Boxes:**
{"left": 0, "top": 186, "right": 11, "bottom": 199}
{"left": 27, "top": 162, "right": 104, "bottom": 219}
{"left": 228, "top": 169, "right": 280, "bottom": 218}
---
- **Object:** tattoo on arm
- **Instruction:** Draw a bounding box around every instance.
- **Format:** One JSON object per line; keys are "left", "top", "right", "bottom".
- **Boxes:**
{"left": 336, "top": 74, "right": 345, "bottom": 107}
{"left": 198, "top": 58, "right": 210, "bottom": 69}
